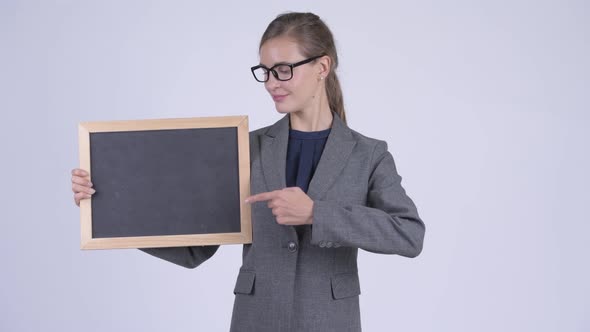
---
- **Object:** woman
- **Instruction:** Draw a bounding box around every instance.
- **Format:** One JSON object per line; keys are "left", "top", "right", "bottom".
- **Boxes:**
{"left": 71, "top": 12, "right": 425, "bottom": 332}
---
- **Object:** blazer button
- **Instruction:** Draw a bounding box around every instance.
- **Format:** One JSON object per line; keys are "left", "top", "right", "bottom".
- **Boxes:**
{"left": 333, "top": 242, "right": 341, "bottom": 248}
{"left": 288, "top": 241, "right": 298, "bottom": 252}
{"left": 319, "top": 241, "right": 326, "bottom": 248}
{"left": 326, "top": 241, "right": 333, "bottom": 248}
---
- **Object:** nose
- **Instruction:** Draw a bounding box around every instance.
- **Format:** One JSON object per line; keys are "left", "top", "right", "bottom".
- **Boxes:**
{"left": 265, "top": 72, "right": 281, "bottom": 90}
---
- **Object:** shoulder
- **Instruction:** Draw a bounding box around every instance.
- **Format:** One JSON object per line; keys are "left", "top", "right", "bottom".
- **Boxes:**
{"left": 248, "top": 123, "right": 273, "bottom": 145}
{"left": 347, "top": 126, "right": 390, "bottom": 159}
{"left": 346, "top": 127, "right": 401, "bottom": 182}
{"left": 249, "top": 124, "right": 272, "bottom": 138}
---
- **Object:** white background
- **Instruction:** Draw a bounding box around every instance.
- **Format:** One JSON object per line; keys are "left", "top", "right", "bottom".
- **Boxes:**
{"left": 1, "top": 1, "right": 588, "bottom": 331}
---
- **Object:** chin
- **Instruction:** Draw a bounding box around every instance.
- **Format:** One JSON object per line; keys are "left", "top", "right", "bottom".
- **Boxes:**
{"left": 274, "top": 104, "right": 295, "bottom": 114}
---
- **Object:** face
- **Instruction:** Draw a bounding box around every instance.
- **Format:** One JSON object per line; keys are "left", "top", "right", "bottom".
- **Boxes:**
{"left": 258, "top": 37, "right": 327, "bottom": 114}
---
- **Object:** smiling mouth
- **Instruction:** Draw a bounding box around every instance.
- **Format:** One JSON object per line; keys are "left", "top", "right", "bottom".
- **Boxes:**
{"left": 272, "top": 94, "right": 288, "bottom": 102}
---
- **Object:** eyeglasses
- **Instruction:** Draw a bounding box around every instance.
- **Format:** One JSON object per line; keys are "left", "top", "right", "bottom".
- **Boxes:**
{"left": 250, "top": 54, "right": 325, "bottom": 83}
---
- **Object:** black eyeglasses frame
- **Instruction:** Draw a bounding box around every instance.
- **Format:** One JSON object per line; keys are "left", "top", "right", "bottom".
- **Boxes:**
{"left": 250, "top": 54, "right": 326, "bottom": 82}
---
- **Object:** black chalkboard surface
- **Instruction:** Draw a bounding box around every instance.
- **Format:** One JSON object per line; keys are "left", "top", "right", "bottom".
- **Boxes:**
{"left": 78, "top": 116, "right": 251, "bottom": 249}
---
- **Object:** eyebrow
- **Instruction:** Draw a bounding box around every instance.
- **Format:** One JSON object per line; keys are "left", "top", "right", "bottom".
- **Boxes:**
{"left": 258, "top": 61, "right": 292, "bottom": 68}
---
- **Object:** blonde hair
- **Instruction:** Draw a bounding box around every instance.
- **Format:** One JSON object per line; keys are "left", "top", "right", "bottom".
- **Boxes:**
{"left": 259, "top": 12, "right": 347, "bottom": 124}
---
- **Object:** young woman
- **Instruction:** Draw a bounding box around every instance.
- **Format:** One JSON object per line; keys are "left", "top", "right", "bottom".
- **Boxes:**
{"left": 71, "top": 12, "right": 425, "bottom": 332}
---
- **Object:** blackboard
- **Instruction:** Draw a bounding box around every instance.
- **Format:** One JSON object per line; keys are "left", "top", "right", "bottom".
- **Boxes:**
{"left": 78, "top": 116, "right": 251, "bottom": 249}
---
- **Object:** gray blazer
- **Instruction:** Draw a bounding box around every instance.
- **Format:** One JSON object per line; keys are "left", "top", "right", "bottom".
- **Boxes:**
{"left": 141, "top": 111, "right": 425, "bottom": 332}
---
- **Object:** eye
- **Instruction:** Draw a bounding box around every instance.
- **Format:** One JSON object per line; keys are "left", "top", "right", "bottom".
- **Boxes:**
{"left": 277, "top": 65, "right": 290, "bottom": 74}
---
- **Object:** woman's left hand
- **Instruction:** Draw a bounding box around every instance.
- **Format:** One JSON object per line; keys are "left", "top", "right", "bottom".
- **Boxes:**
{"left": 245, "top": 187, "right": 314, "bottom": 226}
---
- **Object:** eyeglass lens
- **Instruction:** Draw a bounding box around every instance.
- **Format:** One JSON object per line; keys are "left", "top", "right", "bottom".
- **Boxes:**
{"left": 253, "top": 64, "right": 292, "bottom": 82}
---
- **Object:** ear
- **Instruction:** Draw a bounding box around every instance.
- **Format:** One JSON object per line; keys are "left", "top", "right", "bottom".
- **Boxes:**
{"left": 317, "top": 55, "right": 332, "bottom": 78}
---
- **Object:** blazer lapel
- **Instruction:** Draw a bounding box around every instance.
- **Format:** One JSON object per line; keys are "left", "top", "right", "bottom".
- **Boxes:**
{"left": 260, "top": 114, "right": 290, "bottom": 193}
{"left": 260, "top": 111, "right": 357, "bottom": 200}
{"left": 306, "top": 112, "right": 357, "bottom": 201}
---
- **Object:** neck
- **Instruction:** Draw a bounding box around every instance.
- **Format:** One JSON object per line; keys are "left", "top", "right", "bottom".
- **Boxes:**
{"left": 289, "top": 91, "right": 333, "bottom": 131}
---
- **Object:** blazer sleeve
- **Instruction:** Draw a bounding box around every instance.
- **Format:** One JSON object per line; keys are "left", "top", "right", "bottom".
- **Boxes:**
{"left": 138, "top": 245, "right": 219, "bottom": 269}
{"left": 310, "top": 141, "right": 425, "bottom": 257}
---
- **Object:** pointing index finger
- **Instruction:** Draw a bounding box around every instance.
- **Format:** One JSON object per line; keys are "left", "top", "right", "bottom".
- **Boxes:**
{"left": 245, "top": 190, "right": 279, "bottom": 203}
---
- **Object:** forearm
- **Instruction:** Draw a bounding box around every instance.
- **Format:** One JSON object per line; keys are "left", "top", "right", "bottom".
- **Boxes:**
{"left": 311, "top": 200, "right": 424, "bottom": 256}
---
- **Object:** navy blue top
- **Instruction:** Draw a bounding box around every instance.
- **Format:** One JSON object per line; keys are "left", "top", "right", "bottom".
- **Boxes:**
{"left": 286, "top": 127, "right": 331, "bottom": 238}
{"left": 286, "top": 127, "right": 331, "bottom": 192}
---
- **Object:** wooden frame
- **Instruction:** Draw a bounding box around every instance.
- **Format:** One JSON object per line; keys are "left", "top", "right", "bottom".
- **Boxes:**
{"left": 78, "top": 115, "right": 251, "bottom": 249}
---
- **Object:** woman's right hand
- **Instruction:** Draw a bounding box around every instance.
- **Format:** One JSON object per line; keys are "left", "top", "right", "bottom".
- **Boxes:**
{"left": 71, "top": 168, "right": 95, "bottom": 207}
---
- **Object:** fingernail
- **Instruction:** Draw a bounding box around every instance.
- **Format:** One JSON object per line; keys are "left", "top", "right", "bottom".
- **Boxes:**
{"left": 88, "top": 182, "right": 93, "bottom": 187}
{"left": 89, "top": 189, "right": 96, "bottom": 194}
